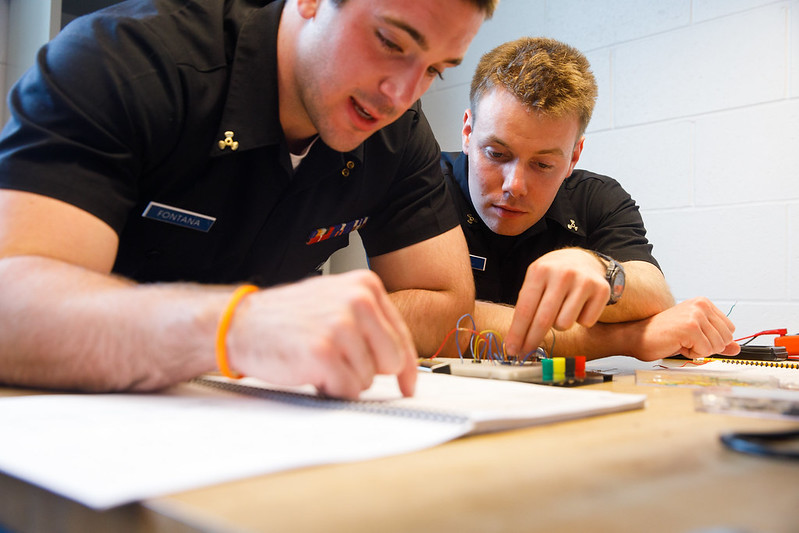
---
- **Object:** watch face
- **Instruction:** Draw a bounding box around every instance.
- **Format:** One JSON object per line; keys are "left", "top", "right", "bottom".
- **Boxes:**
{"left": 611, "top": 267, "right": 625, "bottom": 299}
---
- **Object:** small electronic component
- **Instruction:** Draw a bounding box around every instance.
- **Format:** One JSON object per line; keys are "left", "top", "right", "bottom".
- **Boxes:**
{"left": 417, "top": 358, "right": 451, "bottom": 374}
{"left": 712, "top": 345, "right": 788, "bottom": 362}
{"left": 422, "top": 314, "right": 604, "bottom": 386}
{"left": 431, "top": 356, "right": 600, "bottom": 386}
{"left": 775, "top": 335, "right": 799, "bottom": 355}
{"left": 724, "top": 328, "right": 799, "bottom": 359}
{"left": 539, "top": 356, "right": 591, "bottom": 386}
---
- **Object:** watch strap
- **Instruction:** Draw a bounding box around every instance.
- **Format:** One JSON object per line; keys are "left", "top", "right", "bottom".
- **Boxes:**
{"left": 589, "top": 251, "right": 625, "bottom": 305}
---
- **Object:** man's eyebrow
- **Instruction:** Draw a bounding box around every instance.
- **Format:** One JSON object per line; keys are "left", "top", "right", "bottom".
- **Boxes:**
{"left": 384, "top": 16, "right": 428, "bottom": 49}
{"left": 484, "top": 135, "right": 566, "bottom": 156}
{"left": 535, "top": 148, "right": 565, "bottom": 155}
{"left": 383, "top": 16, "right": 463, "bottom": 66}
{"left": 485, "top": 135, "right": 510, "bottom": 148}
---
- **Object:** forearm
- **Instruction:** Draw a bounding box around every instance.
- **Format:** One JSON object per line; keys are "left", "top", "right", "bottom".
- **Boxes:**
{"left": 552, "top": 297, "right": 739, "bottom": 361}
{"left": 599, "top": 260, "right": 674, "bottom": 323}
{"left": 372, "top": 227, "right": 475, "bottom": 358}
{"left": 0, "top": 256, "right": 226, "bottom": 391}
{"left": 477, "top": 298, "right": 736, "bottom": 362}
{"left": 545, "top": 322, "right": 635, "bottom": 359}
{"left": 475, "top": 300, "right": 639, "bottom": 360}
{"left": 389, "top": 285, "right": 473, "bottom": 357}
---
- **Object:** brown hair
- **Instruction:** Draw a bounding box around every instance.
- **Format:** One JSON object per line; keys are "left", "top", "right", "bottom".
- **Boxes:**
{"left": 470, "top": 37, "right": 597, "bottom": 136}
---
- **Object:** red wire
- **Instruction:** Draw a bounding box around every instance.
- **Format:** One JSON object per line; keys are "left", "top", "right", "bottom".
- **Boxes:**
{"left": 427, "top": 327, "right": 459, "bottom": 359}
{"left": 733, "top": 328, "right": 787, "bottom": 343}
{"left": 427, "top": 327, "right": 493, "bottom": 359}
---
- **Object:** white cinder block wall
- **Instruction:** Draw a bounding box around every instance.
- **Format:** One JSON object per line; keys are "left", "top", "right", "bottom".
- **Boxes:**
{"left": 0, "top": 0, "right": 8, "bottom": 124}
{"left": 422, "top": 0, "right": 799, "bottom": 339}
{"left": 1, "top": 0, "right": 797, "bottom": 339}
{"left": 1, "top": 0, "right": 62, "bottom": 125}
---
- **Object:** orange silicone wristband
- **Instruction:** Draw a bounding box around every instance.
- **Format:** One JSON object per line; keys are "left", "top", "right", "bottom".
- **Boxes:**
{"left": 215, "top": 284, "right": 259, "bottom": 379}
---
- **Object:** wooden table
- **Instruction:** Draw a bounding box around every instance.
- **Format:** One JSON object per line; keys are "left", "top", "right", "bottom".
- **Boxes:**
{"left": 1, "top": 374, "right": 798, "bottom": 532}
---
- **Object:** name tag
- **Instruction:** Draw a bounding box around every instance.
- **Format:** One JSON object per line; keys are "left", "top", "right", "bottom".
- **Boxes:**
{"left": 142, "top": 202, "right": 216, "bottom": 232}
{"left": 470, "top": 254, "right": 487, "bottom": 271}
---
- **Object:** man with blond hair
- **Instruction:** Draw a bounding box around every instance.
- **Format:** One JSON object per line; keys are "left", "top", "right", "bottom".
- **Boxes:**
{"left": 443, "top": 37, "right": 739, "bottom": 360}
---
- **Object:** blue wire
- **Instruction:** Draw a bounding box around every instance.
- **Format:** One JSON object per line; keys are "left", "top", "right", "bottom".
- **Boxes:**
{"left": 455, "top": 313, "right": 476, "bottom": 361}
{"left": 451, "top": 313, "right": 548, "bottom": 366}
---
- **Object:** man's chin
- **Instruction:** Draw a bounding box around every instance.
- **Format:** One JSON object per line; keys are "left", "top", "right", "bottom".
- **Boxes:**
{"left": 319, "top": 131, "right": 374, "bottom": 152}
{"left": 317, "top": 119, "right": 387, "bottom": 152}
{"left": 488, "top": 220, "right": 527, "bottom": 237}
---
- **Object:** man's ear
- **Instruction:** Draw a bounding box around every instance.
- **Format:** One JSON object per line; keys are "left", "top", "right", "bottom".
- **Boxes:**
{"left": 568, "top": 135, "right": 585, "bottom": 174}
{"left": 461, "top": 109, "right": 473, "bottom": 153}
{"left": 296, "top": 0, "right": 320, "bottom": 19}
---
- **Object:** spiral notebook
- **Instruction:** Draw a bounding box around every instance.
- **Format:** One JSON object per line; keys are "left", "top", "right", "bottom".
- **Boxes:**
{"left": 706, "top": 357, "right": 799, "bottom": 369}
{"left": 0, "top": 372, "right": 645, "bottom": 510}
{"left": 196, "top": 371, "right": 647, "bottom": 434}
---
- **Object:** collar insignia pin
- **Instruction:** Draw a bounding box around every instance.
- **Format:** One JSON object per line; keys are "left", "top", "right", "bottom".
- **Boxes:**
{"left": 567, "top": 219, "right": 579, "bottom": 232}
{"left": 218, "top": 131, "right": 239, "bottom": 151}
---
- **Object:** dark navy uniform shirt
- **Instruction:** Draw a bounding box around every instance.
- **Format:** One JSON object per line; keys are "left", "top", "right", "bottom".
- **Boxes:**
{"left": 441, "top": 151, "right": 659, "bottom": 305}
{"left": 0, "top": 0, "right": 458, "bottom": 287}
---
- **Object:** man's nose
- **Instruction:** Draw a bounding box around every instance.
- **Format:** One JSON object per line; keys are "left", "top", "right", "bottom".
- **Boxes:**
{"left": 379, "top": 67, "right": 428, "bottom": 112}
{"left": 502, "top": 162, "right": 528, "bottom": 198}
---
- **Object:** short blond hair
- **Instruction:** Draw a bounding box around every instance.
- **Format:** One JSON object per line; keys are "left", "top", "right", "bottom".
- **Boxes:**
{"left": 470, "top": 37, "right": 597, "bottom": 137}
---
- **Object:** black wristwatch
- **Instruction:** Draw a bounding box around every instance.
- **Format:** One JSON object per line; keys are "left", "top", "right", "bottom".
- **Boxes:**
{"left": 590, "top": 251, "right": 625, "bottom": 305}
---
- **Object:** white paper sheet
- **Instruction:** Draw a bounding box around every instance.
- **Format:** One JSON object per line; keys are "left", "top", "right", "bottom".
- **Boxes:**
{"left": 0, "top": 382, "right": 468, "bottom": 510}
{"left": 0, "top": 372, "right": 645, "bottom": 510}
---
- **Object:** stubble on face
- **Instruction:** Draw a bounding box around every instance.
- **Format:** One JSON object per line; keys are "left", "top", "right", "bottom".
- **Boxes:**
{"left": 465, "top": 89, "right": 582, "bottom": 237}
{"left": 286, "top": 0, "right": 484, "bottom": 153}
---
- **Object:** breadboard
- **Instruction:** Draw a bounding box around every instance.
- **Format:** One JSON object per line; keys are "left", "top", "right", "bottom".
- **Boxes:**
{"left": 424, "top": 358, "right": 607, "bottom": 386}
{"left": 435, "top": 358, "right": 542, "bottom": 381}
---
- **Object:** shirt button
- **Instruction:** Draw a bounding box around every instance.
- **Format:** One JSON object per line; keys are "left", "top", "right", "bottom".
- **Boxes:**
{"left": 341, "top": 168, "right": 350, "bottom": 177}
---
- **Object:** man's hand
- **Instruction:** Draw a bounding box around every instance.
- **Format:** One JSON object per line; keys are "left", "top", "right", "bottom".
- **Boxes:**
{"left": 629, "top": 297, "right": 739, "bottom": 361}
{"left": 505, "top": 248, "right": 608, "bottom": 356}
{"left": 228, "top": 270, "right": 418, "bottom": 399}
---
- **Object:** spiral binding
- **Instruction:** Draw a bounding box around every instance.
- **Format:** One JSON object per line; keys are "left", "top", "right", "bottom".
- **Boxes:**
{"left": 193, "top": 376, "right": 470, "bottom": 425}
{"left": 710, "top": 358, "right": 799, "bottom": 369}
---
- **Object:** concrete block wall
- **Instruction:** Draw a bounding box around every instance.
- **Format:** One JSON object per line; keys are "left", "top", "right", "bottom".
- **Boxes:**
{"left": 421, "top": 0, "right": 799, "bottom": 338}
{"left": 0, "top": 0, "right": 61, "bottom": 125}
{"left": 0, "top": 0, "right": 8, "bottom": 125}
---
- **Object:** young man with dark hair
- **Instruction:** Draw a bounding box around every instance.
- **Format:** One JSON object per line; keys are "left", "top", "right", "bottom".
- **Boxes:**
{"left": 0, "top": 0, "right": 497, "bottom": 398}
